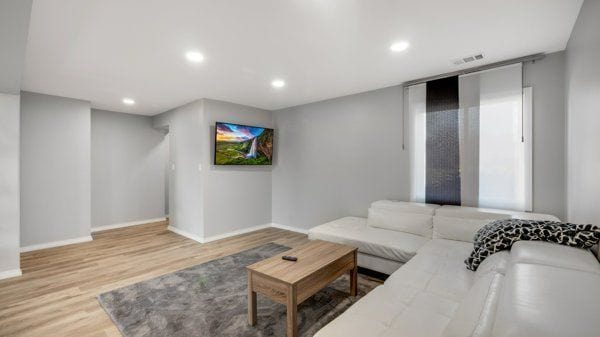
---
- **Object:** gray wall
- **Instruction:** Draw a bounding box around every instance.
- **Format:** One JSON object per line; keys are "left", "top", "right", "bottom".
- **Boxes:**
{"left": 523, "top": 52, "right": 567, "bottom": 220}
{"left": 202, "top": 99, "right": 273, "bottom": 237}
{"left": 0, "top": 0, "right": 32, "bottom": 94}
{"left": 0, "top": 93, "right": 21, "bottom": 276}
{"left": 272, "top": 59, "right": 569, "bottom": 231}
{"left": 153, "top": 101, "right": 205, "bottom": 238}
{"left": 272, "top": 86, "right": 409, "bottom": 230}
{"left": 91, "top": 110, "right": 167, "bottom": 228}
{"left": 20, "top": 92, "right": 91, "bottom": 247}
{"left": 153, "top": 99, "right": 273, "bottom": 239}
{"left": 565, "top": 0, "right": 600, "bottom": 224}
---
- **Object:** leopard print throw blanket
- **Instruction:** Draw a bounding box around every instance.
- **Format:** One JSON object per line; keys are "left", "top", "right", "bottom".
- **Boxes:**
{"left": 465, "top": 219, "right": 600, "bottom": 271}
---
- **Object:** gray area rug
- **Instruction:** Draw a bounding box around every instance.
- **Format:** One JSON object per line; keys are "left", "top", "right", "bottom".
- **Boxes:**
{"left": 98, "top": 243, "right": 380, "bottom": 337}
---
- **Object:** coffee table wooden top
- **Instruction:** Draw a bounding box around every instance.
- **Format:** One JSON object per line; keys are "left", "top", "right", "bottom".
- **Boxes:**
{"left": 246, "top": 240, "right": 357, "bottom": 285}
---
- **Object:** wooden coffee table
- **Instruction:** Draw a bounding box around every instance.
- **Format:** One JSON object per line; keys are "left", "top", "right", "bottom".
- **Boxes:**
{"left": 246, "top": 240, "right": 358, "bottom": 337}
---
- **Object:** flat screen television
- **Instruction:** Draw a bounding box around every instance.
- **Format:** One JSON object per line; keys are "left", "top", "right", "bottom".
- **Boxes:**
{"left": 214, "top": 122, "right": 274, "bottom": 165}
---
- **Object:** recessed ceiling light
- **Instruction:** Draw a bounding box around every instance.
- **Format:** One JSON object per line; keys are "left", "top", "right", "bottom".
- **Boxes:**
{"left": 186, "top": 51, "right": 204, "bottom": 63}
{"left": 390, "top": 41, "right": 410, "bottom": 52}
{"left": 271, "top": 79, "right": 285, "bottom": 88}
{"left": 122, "top": 98, "right": 135, "bottom": 105}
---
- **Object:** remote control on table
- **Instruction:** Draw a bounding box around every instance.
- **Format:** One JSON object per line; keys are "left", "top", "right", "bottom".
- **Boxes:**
{"left": 282, "top": 255, "right": 298, "bottom": 262}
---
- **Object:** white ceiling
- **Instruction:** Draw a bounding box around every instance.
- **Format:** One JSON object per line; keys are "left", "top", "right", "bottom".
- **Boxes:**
{"left": 22, "top": 0, "right": 583, "bottom": 115}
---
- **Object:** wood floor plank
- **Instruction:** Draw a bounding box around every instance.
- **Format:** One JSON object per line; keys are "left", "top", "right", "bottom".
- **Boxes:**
{"left": 0, "top": 221, "right": 309, "bottom": 337}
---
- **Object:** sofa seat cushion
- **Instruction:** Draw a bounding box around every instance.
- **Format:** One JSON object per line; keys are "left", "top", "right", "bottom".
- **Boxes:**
{"left": 315, "top": 279, "right": 458, "bottom": 337}
{"left": 386, "top": 239, "right": 475, "bottom": 302}
{"left": 417, "top": 238, "right": 474, "bottom": 258}
{"left": 308, "top": 217, "right": 430, "bottom": 263}
{"left": 492, "top": 263, "right": 600, "bottom": 337}
{"left": 510, "top": 240, "right": 600, "bottom": 274}
{"left": 316, "top": 240, "right": 476, "bottom": 337}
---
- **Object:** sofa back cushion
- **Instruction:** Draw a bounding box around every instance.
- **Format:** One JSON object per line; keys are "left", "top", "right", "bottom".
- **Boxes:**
{"left": 371, "top": 200, "right": 439, "bottom": 215}
{"left": 435, "top": 205, "right": 512, "bottom": 220}
{"left": 436, "top": 205, "right": 560, "bottom": 222}
{"left": 367, "top": 207, "right": 433, "bottom": 238}
{"left": 433, "top": 216, "right": 492, "bottom": 243}
{"left": 510, "top": 240, "right": 600, "bottom": 274}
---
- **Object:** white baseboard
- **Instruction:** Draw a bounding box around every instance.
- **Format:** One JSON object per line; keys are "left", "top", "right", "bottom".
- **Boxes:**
{"left": 21, "top": 235, "right": 93, "bottom": 253}
{"left": 167, "top": 222, "right": 309, "bottom": 245}
{"left": 0, "top": 269, "right": 22, "bottom": 280}
{"left": 91, "top": 217, "right": 168, "bottom": 232}
{"left": 167, "top": 225, "right": 204, "bottom": 243}
{"left": 203, "top": 223, "right": 272, "bottom": 243}
{"left": 270, "top": 223, "right": 309, "bottom": 235}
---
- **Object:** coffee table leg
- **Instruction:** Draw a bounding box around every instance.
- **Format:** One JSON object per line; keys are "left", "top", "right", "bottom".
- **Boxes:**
{"left": 248, "top": 271, "right": 257, "bottom": 326}
{"left": 350, "top": 251, "right": 358, "bottom": 296}
{"left": 286, "top": 284, "right": 298, "bottom": 337}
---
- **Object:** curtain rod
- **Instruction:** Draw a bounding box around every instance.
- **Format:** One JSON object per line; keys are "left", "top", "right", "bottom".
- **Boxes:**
{"left": 402, "top": 53, "right": 545, "bottom": 87}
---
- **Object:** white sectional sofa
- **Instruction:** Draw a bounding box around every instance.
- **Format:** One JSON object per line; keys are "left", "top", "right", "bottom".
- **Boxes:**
{"left": 309, "top": 200, "right": 559, "bottom": 274}
{"left": 309, "top": 201, "right": 600, "bottom": 337}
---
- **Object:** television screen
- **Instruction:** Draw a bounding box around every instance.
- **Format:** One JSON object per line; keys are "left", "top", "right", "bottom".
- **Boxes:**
{"left": 214, "top": 122, "right": 274, "bottom": 165}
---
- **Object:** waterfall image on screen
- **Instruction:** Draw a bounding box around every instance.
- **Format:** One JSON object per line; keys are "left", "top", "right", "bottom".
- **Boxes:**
{"left": 214, "top": 122, "right": 273, "bottom": 165}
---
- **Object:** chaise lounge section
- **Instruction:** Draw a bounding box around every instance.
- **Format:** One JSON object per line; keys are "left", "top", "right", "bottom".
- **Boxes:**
{"left": 309, "top": 201, "right": 600, "bottom": 337}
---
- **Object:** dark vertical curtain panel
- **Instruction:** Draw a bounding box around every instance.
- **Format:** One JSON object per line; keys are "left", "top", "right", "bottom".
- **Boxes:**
{"left": 425, "top": 76, "right": 461, "bottom": 205}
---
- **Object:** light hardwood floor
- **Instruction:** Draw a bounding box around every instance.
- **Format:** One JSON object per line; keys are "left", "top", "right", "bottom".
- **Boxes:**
{"left": 0, "top": 221, "right": 310, "bottom": 337}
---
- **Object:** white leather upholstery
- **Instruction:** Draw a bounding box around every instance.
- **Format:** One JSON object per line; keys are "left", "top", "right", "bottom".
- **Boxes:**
{"left": 433, "top": 216, "right": 491, "bottom": 242}
{"left": 510, "top": 240, "right": 600, "bottom": 273}
{"left": 492, "top": 263, "right": 600, "bottom": 337}
{"left": 442, "top": 272, "right": 504, "bottom": 337}
{"left": 367, "top": 207, "right": 434, "bottom": 238}
{"left": 416, "top": 238, "right": 473, "bottom": 258}
{"left": 308, "top": 216, "right": 429, "bottom": 263}
{"left": 371, "top": 200, "right": 440, "bottom": 214}
{"left": 311, "top": 201, "right": 598, "bottom": 337}
{"left": 474, "top": 250, "right": 509, "bottom": 280}
{"left": 388, "top": 239, "right": 474, "bottom": 302}
{"left": 436, "top": 205, "right": 560, "bottom": 222}
{"left": 435, "top": 205, "right": 512, "bottom": 220}
{"left": 315, "top": 239, "right": 472, "bottom": 337}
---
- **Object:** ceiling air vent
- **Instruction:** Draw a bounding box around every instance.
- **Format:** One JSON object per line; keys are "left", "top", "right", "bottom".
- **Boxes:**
{"left": 451, "top": 53, "right": 484, "bottom": 66}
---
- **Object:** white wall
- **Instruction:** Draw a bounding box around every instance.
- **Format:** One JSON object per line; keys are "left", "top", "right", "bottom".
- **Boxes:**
{"left": 201, "top": 99, "right": 273, "bottom": 238}
{"left": 272, "top": 86, "right": 409, "bottom": 231}
{"left": 0, "top": 93, "right": 21, "bottom": 278}
{"left": 565, "top": 0, "right": 600, "bottom": 224}
{"left": 20, "top": 92, "right": 91, "bottom": 248}
{"left": 91, "top": 109, "right": 167, "bottom": 228}
{"left": 153, "top": 101, "right": 204, "bottom": 239}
